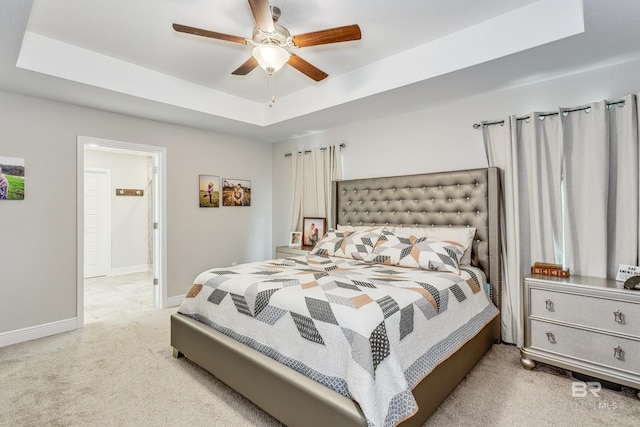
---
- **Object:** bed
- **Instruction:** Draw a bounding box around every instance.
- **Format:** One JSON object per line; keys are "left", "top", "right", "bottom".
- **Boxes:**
{"left": 171, "top": 167, "right": 501, "bottom": 426}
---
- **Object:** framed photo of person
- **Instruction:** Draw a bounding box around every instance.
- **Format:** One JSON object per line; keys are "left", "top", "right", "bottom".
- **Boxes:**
{"left": 302, "top": 217, "right": 326, "bottom": 248}
{"left": 199, "top": 175, "right": 219, "bottom": 208}
{"left": 0, "top": 156, "right": 25, "bottom": 200}
{"left": 222, "top": 178, "right": 251, "bottom": 206}
{"left": 289, "top": 231, "right": 302, "bottom": 248}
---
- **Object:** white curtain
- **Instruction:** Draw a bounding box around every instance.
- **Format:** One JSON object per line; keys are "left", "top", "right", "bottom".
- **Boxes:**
{"left": 483, "top": 114, "right": 564, "bottom": 346}
{"left": 562, "top": 95, "right": 639, "bottom": 278}
{"left": 290, "top": 145, "right": 342, "bottom": 232}
{"left": 483, "top": 94, "right": 640, "bottom": 345}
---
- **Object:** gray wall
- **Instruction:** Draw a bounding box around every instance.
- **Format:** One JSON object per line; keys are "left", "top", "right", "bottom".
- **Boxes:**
{"left": 272, "top": 59, "right": 640, "bottom": 249}
{"left": 4, "top": 57, "right": 640, "bottom": 336}
{"left": 0, "top": 90, "right": 272, "bottom": 334}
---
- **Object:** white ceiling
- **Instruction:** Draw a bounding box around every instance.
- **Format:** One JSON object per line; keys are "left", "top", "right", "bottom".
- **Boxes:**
{"left": 2, "top": 0, "right": 640, "bottom": 142}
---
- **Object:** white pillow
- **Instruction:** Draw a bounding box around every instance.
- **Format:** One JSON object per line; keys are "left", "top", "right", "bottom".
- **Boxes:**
{"left": 338, "top": 224, "right": 395, "bottom": 232}
{"left": 393, "top": 226, "right": 476, "bottom": 265}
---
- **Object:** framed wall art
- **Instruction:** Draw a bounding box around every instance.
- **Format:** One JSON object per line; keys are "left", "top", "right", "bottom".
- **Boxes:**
{"left": 222, "top": 178, "right": 251, "bottom": 206}
{"left": 199, "top": 175, "right": 220, "bottom": 208}
{"left": 0, "top": 156, "right": 25, "bottom": 200}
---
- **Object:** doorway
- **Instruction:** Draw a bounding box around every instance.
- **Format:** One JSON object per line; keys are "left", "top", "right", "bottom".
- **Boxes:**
{"left": 76, "top": 136, "right": 167, "bottom": 327}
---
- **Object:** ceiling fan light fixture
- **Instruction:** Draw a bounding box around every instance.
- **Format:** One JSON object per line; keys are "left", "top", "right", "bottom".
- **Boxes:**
{"left": 252, "top": 44, "right": 290, "bottom": 73}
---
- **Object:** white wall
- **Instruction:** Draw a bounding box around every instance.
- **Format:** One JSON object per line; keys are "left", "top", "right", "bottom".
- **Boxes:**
{"left": 272, "top": 58, "right": 640, "bottom": 249}
{"left": 84, "top": 149, "right": 149, "bottom": 272}
{"left": 0, "top": 90, "right": 272, "bottom": 334}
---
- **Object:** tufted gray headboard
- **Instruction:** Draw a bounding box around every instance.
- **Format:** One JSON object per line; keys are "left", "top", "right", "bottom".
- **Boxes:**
{"left": 332, "top": 167, "right": 501, "bottom": 309}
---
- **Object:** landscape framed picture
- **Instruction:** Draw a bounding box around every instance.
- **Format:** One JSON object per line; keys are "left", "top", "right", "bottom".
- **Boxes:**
{"left": 222, "top": 178, "right": 251, "bottom": 206}
{"left": 199, "top": 175, "right": 219, "bottom": 208}
{"left": 302, "top": 217, "right": 326, "bottom": 247}
{"left": 0, "top": 156, "right": 25, "bottom": 200}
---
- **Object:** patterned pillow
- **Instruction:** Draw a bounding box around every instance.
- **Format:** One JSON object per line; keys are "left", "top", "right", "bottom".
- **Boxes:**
{"left": 393, "top": 226, "right": 476, "bottom": 265}
{"left": 309, "top": 227, "right": 385, "bottom": 260}
{"left": 363, "top": 231, "right": 464, "bottom": 274}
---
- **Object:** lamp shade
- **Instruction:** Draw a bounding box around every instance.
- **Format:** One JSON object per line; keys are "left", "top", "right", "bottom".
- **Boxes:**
{"left": 252, "top": 44, "right": 290, "bottom": 73}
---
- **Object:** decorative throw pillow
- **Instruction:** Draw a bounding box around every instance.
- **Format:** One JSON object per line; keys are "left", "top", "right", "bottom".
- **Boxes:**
{"left": 394, "top": 226, "right": 476, "bottom": 265}
{"left": 310, "top": 227, "right": 385, "bottom": 260}
{"left": 364, "top": 231, "right": 464, "bottom": 274}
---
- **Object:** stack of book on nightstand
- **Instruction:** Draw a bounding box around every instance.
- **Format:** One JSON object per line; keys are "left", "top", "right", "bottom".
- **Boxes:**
{"left": 530, "top": 262, "right": 570, "bottom": 277}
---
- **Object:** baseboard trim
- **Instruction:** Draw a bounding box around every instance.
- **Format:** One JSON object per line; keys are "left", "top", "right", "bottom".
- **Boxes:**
{"left": 0, "top": 317, "right": 77, "bottom": 348}
{"left": 110, "top": 264, "right": 150, "bottom": 276}
{"left": 166, "top": 295, "right": 184, "bottom": 308}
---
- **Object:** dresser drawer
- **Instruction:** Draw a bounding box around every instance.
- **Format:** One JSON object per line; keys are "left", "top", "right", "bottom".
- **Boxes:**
{"left": 530, "top": 320, "right": 640, "bottom": 374}
{"left": 530, "top": 288, "right": 640, "bottom": 338}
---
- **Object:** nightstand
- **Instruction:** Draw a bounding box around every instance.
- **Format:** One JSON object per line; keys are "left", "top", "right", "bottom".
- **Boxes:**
{"left": 275, "top": 245, "right": 311, "bottom": 259}
{"left": 521, "top": 274, "right": 640, "bottom": 397}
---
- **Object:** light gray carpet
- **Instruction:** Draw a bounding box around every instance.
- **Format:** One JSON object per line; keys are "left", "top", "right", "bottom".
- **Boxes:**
{"left": 1, "top": 307, "right": 639, "bottom": 426}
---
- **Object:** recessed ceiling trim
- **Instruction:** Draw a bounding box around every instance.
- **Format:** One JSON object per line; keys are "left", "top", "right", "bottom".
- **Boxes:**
{"left": 16, "top": 0, "right": 583, "bottom": 128}
{"left": 17, "top": 31, "right": 266, "bottom": 125}
{"left": 268, "top": 0, "right": 585, "bottom": 123}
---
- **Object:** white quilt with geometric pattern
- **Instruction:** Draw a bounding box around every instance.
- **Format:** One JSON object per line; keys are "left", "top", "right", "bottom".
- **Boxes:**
{"left": 178, "top": 255, "right": 499, "bottom": 427}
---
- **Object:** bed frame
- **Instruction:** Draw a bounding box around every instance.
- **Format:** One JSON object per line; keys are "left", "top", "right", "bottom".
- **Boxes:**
{"left": 171, "top": 167, "right": 501, "bottom": 426}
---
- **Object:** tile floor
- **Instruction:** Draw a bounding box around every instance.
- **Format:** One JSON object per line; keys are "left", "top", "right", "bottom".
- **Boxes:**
{"left": 84, "top": 270, "right": 155, "bottom": 323}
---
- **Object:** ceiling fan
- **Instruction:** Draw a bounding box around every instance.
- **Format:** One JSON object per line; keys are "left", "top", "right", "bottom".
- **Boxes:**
{"left": 173, "top": 0, "right": 361, "bottom": 105}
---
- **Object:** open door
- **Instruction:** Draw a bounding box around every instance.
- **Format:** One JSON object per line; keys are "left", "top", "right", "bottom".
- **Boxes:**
{"left": 77, "top": 136, "right": 168, "bottom": 328}
{"left": 83, "top": 168, "right": 110, "bottom": 278}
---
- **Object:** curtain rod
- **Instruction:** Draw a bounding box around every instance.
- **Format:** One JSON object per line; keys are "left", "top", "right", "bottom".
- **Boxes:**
{"left": 284, "top": 143, "right": 346, "bottom": 157}
{"left": 472, "top": 100, "right": 626, "bottom": 129}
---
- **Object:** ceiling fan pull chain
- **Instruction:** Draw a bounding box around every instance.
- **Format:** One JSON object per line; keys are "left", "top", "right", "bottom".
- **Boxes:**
{"left": 269, "top": 70, "right": 276, "bottom": 107}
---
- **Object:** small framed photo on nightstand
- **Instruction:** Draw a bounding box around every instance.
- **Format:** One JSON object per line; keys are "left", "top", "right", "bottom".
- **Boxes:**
{"left": 302, "top": 217, "right": 326, "bottom": 247}
{"left": 289, "top": 231, "right": 302, "bottom": 248}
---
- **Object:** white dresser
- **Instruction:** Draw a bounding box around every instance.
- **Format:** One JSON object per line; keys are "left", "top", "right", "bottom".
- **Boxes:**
{"left": 275, "top": 245, "right": 310, "bottom": 259}
{"left": 521, "top": 274, "right": 640, "bottom": 397}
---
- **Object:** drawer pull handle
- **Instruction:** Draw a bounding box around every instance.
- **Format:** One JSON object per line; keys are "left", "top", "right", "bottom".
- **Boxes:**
{"left": 614, "top": 345, "right": 623, "bottom": 359}
{"left": 545, "top": 330, "right": 555, "bottom": 343}
{"left": 614, "top": 309, "right": 623, "bottom": 323}
{"left": 545, "top": 299, "right": 553, "bottom": 311}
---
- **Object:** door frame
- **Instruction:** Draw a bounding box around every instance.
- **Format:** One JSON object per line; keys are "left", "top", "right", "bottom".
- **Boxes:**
{"left": 83, "top": 167, "right": 112, "bottom": 278}
{"left": 76, "top": 136, "right": 168, "bottom": 327}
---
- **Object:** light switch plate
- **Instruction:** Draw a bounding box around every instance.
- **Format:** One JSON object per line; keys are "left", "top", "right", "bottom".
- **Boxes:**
{"left": 616, "top": 264, "right": 640, "bottom": 282}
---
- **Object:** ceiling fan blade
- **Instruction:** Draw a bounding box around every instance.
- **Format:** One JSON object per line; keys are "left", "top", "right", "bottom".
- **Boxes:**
{"left": 248, "top": 0, "right": 275, "bottom": 33}
{"left": 288, "top": 54, "right": 328, "bottom": 82}
{"left": 173, "top": 23, "right": 247, "bottom": 45}
{"left": 232, "top": 57, "right": 259, "bottom": 75}
{"left": 292, "top": 24, "right": 361, "bottom": 48}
